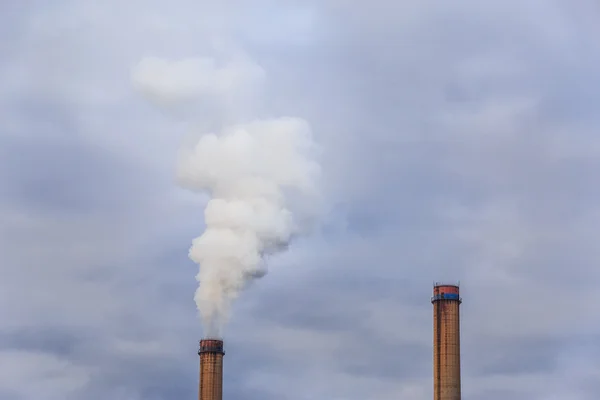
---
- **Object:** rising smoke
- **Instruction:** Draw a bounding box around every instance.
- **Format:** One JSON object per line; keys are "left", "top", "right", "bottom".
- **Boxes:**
{"left": 132, "top": 54, "right": 321, "bottom": 337}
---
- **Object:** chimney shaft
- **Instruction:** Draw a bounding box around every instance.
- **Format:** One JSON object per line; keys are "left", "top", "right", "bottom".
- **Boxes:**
{"left": 198, "top": 339, "right": 225, "bottom": 400}
{"left": 432, "top": 283, "right": 462, "bottom": 400}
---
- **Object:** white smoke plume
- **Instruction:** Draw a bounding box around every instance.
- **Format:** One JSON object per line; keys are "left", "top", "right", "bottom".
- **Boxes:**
{"left": 132, "top": 53, "right": 321, "bottom": 337}
{"left": 131, "top": 54, "right": 265, "bottom": 124}
{"left": 131, "top": 55, "right": 265, "bottom": 107}
{"left": 179, "top": 118, "right": 320, "bottom": 335}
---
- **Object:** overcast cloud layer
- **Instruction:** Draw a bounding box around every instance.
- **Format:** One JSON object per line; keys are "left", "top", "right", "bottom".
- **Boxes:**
{"left": 1, "top": 1, "right": 600, "bottom": 399}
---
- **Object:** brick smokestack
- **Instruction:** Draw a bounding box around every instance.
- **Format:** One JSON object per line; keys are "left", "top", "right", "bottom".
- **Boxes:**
{"left": 198, "top": 339, "right": 225, "bottom": 400}
{"left": 432, "top": 283, "right": 462, "bottom": 400}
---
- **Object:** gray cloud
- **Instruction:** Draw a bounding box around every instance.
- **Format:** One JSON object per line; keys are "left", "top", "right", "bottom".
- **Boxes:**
{"left": 0, "top": 135, "right": 149, "bottom": 215}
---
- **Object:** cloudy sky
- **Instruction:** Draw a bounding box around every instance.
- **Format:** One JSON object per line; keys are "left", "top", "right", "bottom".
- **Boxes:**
{"left": 2, "top": 1, "right": 600, "bottom": 399}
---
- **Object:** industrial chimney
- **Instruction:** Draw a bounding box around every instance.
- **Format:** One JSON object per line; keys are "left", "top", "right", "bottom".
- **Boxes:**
{"left": 432, "top": 283, "right": 462, "bottom": 400}
{"left": 198, "top": 339, "right": 225, "bottom": 400}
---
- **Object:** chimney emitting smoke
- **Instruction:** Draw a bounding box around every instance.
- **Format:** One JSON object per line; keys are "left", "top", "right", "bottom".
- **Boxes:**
{"left": 198, "top": 339, "right": 225, "bottom": 400}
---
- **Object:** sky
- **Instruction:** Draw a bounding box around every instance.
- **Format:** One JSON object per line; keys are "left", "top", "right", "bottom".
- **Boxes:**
{"left": 1, "top": 0, "right": 600, "bottom": 399}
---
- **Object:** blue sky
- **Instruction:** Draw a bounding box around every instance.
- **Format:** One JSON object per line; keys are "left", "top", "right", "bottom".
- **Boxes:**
{"left": 1, "top": 1, "right": 600, "bottom": 399}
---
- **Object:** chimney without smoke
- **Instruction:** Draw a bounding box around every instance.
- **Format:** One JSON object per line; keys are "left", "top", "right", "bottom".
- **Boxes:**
{"left": 432, "top": 283, "right": 462, "bottom": 400}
